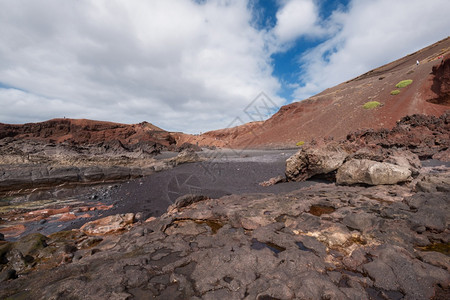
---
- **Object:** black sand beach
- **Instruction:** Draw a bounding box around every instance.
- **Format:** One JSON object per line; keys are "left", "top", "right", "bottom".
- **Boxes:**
{"left": 64, "top": 149, "right": 322, "bottom": 230}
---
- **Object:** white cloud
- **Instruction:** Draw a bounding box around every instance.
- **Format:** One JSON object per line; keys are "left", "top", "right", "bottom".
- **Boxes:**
{"left": 273, "top": 0, "right": 323, "bottom": 43}
{"left": 0, "top": 0, "right": 283, "bottom": 133}
{"left": 292, "top": 0, "right": 450, "bottom": 100}
{"left": 2, "top": 0, "right": 449, "bottom": 133}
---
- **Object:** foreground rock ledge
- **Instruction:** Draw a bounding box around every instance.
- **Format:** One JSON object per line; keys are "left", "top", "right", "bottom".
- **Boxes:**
{"left": 0, "top": 171, "right": 449, "bottom": 299}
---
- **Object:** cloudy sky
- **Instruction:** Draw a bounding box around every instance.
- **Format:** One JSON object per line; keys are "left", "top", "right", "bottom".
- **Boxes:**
{"left": 0, "top": 0, "right": 449, "bottom": 133}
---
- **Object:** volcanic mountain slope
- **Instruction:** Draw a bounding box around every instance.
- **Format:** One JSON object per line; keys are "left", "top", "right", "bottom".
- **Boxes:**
{"left": 180, "top": 37, "right": 450, "bottom": 149}
{"left": 0, "top": 118, "right": 176, "bottom": 149}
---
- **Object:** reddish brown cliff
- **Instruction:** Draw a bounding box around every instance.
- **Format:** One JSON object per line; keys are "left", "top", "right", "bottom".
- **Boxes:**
{"left": 0, "top": 118, "right": 176, "bottom": 148}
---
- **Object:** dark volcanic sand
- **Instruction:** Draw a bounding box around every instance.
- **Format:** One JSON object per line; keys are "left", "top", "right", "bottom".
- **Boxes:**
{"left": 64, "top": 149, "right": 322, "bottom": 230}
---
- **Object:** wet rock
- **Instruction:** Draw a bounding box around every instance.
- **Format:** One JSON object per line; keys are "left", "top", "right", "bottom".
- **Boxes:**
{"left": 285, "top": 143, "right": 348, "bottom": 181}
{"left": 80, "top": 213, "right": 135, "bottom": 235}
{"left": 337, "top": 159, "right": 412, "bottom": 185}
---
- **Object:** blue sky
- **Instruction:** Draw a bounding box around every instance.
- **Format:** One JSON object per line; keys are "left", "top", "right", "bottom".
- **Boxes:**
{"left": 0, "top": 0, "right": 449, "bottom": 133}
{"left": 260, "top": 0, "right": 351, "bottom": 99}
{"left": 252, "top": 0, "right": 351, "bottom": 98}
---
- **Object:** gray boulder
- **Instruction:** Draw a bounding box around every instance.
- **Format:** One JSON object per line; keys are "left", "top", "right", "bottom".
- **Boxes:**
{"left": 286, "top": 143, "right": 348, "bottom": 181}
{"left": 336, "top": 159, "right": 412, "bottom": 185}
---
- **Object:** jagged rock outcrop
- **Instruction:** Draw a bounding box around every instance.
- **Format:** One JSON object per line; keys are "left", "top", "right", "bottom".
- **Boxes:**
{"left": 285, "top": 113, "right": 449, "bottom": 184}
{"left": 346, "top": 112, "right": 450, "bottom": 160}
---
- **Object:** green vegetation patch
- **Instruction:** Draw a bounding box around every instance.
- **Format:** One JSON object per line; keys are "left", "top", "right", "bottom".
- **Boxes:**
{"left": 363, "top": 101, "right": 381, "bottom": 109}
{"left": 390, "top": 89, "right": 401, "bottom": 95}
{"left": 296, "top": 141, "right": 305, "bottom": 147}
{"left": 396, "top": 79, "right": 413, "bottom": 88}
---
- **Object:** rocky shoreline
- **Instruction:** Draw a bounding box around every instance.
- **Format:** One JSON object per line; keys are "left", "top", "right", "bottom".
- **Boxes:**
{"left": 0, "top": 113, "right": 449, "bottom": 299}
{"left": 0, "top": 166, "right": 448, "bottom": 299}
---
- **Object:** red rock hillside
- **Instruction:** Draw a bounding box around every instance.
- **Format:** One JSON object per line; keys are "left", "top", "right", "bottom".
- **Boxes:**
{"left": 179, "top": 37, "right": 450, "bottom": 149}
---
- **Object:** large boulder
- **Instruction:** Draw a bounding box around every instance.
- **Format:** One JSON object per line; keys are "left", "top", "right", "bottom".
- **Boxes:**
{"left": 286, "top": 144, "right": 348, "bottom": 181}
{"left": 336, "top": 159, "right": 412, "bottom": 185}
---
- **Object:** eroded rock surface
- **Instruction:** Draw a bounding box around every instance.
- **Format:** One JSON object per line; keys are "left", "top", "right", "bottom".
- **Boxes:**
{"left": 1, "top": 170, "right": 449, "bottom": 299}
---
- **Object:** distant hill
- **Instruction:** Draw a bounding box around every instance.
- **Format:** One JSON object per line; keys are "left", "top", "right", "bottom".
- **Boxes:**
{"left": 178, "top": 37, "right": 450, "bottom": 149}
{"left": 0, "top": 118, "right": 176, "bottom": 148}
